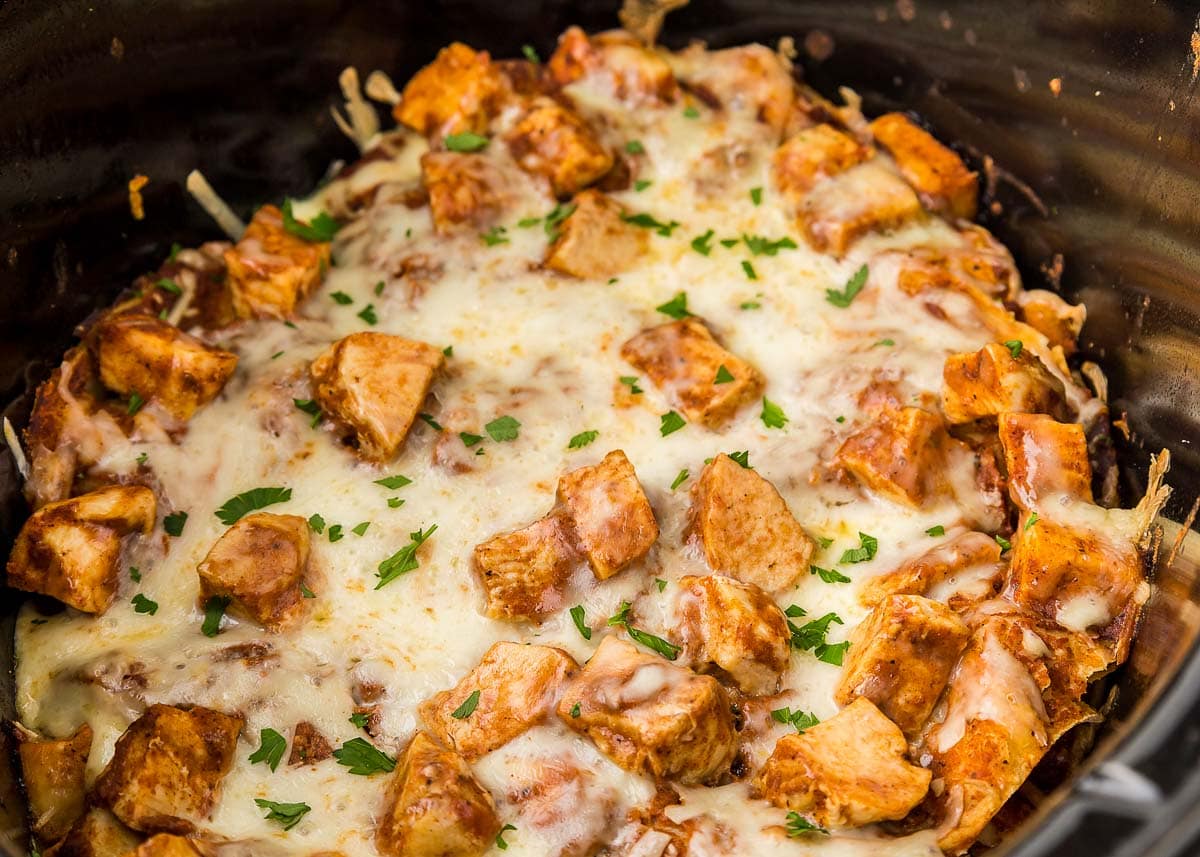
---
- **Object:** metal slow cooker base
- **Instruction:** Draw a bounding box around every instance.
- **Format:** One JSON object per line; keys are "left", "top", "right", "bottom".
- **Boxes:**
{"left": 2, "top": 2, "right": 1200, "bottom": 854}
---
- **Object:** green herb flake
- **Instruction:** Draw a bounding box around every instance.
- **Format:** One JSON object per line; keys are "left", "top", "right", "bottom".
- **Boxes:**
{"left": 691, "top": 229, "right": 715, "bottom": 256}
{"left": 728, "top": 450, "right": 751, "bottom": 469}
{"left": 485, "top": 415, "right": 521, "bottom": 442}
{"left": 750, "top": 186, "right": 763, "bottom": 205}
{"left": 621, "top": 211, "right": 680, "bottom": 236}
{"left": 522, "top": 44, "right": 541, "bottom": 63}
{"left": 300, "top": 582, "right": 316, "bottom": 599}
{"left": 418, "top": 412, "right": 444, "bottom": 431}
{"left": 375, "top": 525, "right": 438, "bottom": 589}
{"left": 659, "top": 411, "right": 686, "bottom": 436}
{"left": 156, "top": 277, "right": 182, "bottom": 295}
{"left": 130, "top": 566, "right": 142, "bottom": 582}
{"left": 201, "top": 595, "right": 230, "bottom": 637}
{"left": 327, "top": 524, "right": 344, "bottom": 543}
{"left": 634, "top": 179, "right": 653, "bottom": 192}
{"left": 375, "top": 280, "right": 385, "bottom": 295}
{"left": 280, "top": 199, "right": 341, "bottom": 242}
{"left": 761, "top": 397, "right": 788, "bottom": 429}
{"left": 329, "top": 291, "right": 353, "bottom": 305}
{"left": 168, "top": 241, "right": 183, "bottom": 261}
{"left": 786, "top": 609, "right": 848, "bottom": 664}
{"left": 741, "top": 260, "right": 758, "bottom": 280}
{"left": 543, "top": 202, "right": 577, "bottom": 239}
{"left": 742, "top": 234, "right": 797, "bottom": 256}
{"left": 332, "top": 737, "right": 396, "bottom": 775}
{"left": 625, "top": 139, "right": 645, "bottom": 155}
{"left": 163, "top": 511, "right": 188, "bottom": 537}
{"left": 308, "top": 514, "right": 326, "bottom": 534}
{"left": 352, "top": 521, "right": 370, "bottom": 537}
{"left": 655, "top": 291, "right": 690, "bottom": 319}
{"left": 293, "top": 397, "right": 322, "bottom": 428}
{"left": 255, "top": 798, "right": 311, "bottom": 831}
{"left": 786, "top": 811, "right": 829, "bottom": 837}
{"left": 459, "top": 431, "right": 484, "bottom": 448}
{"left": 387, "top": 497, "right": 404, "bottom": 508}
{"left": 357, "top": 303, "right": 378, "bottom": 325}
{"left": 568, "top": 429, "right": 599, "bottom": 450}
{"left": 451, "top": 690, "right": 481, "bottom": 720}
{"left": 496, "top": 823, "right": 517, "bottom": 850}
{"left": 810, "top": 565, "right": 851, "bottom": 584}
{"left": 1004, "top": 339, "right": 1024, "bottom": 359}
{"left": 670, "top": 468, "right": 689, "bottom": 490}
{"left": 608, "top": 601, "right": 681, "bottom": 659}
{"left": 443, "top": 345, "right": 454, "bottom": 357}
{"left": 374, "top": 474, "right": 412, "bottom": 490}
{"left": 215, "top": 487, "right": 292, "bottom": 525}
{"left": 683, "top": 105, "right": 701, "bottom": 118}
{"left": 569, "top": 605, "right": 592, "bottom": 640}
{"left": 131, "top": 594, "right": 158, "bottom": 615}
{"left": 713, "top": 364, "right": 735, "bottom": 384}
{"left": 826, "top": 264, "right": 869, "bottom": 308}
{"left": 248, "top": 728, "right": 287, "bottom": 772}
{"left": 740, "top": 300, "right": 761, "bottom": 310}
{"left": 839, "top": 532, "right": 878, "bottom": 564}
{"left": 771, "top": 706, "right": 820, "bottom": 733}
{"left": 349, "top": 712, "right": 369, "bottom": 730}
{"left": 655, "top": 578, "right": 668, "bottom": 593}
{"left": 926, "top": 525, "right": 945, "bottom": 537}
{"left": 127, "top": 391, "right": 145, "bottom": 415}
{"left": 719, "top": 238, "right": 740, "bottom": 248}
{"left": 517, "top": 216, "right": 541, "bottom": 228}
{"left": 481, "top": 225, "right": 510, "bottom": 246}
{"left": 570, "top": 702, "right": 582, "bottom": 717}
{"left": 816, "top": 536, "right": 834, "bottom": 550}
{"left": 995, "top": 534, "right": 1013, "bottom": 552}
{"left": 444, "top": 131, "right": 489, "bottom": 152}
{"left": 1025, "top": 512, "right": 1039, "bottom": 530}
{"left": 874, "top": 338, "right": 896, "bottom": 347}
{"left": 270, "top": 351, "right": 284, "bottom": 360}
{"left": 619, "top": 376, "right": 644, "bottom": 395}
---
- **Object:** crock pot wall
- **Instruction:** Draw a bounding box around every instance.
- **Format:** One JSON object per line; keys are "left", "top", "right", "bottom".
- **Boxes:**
{"left": 1, "top": 1, "right": 1199, "bottom": 855}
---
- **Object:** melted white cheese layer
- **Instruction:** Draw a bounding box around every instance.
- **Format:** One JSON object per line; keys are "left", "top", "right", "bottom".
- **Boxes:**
{"left": 18, "top": 57, "right": 1031, "bottom": 856}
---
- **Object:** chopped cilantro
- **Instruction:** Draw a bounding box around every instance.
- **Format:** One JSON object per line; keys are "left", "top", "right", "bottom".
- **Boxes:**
{"left": 281, "top": 199, "right": 340, "bottom": 242}
{"left": 352, "top": 521, "right": 370, "bottom": 537}
{"left": 683, "top": 105, "right": 701, "bottom": 118}
{"left": 387, "top": 497, "right": 404, "bottom": 508}
{"left": 127, "top": 391, "right": 145, "bottom": 415}
{"left": 201, "top": 595, "right": 230, "bottom": 637}
{"left": 496, "top": 823, "right": 517, "bottom": 850}
{"left": 131, "top": 594, "right": 158, "bottom": 615}
{"left": 826, "top": 264, "right": 869, "bottom": 307}
{"left": 308, "top": 514, "right": 326, "bottom": 534}
{"left": 293, "top": 398, "right": 322, "bottom": 428}
{"left": 771, "top": 706, "right": 819, "bottom": 733}
{"left": 714, "top": 364, "right": 735, "bottom": 384}
{"left": 332, "top": 737, "right": 396, "bottom": 775}
{"left": 1026, "top": 512, "right": 1039, "bottom": 530}
{"left": 995, "top": 534, "right": 1013, "bottom": 552}
{"left": 522, "top": 44, "right": 541, "bottom": 63}
{"left": 926, "top": 525, "right": 945, "bottom": 537}
{"left": 255, "top": 798, "right": 311, "bottom": 831}
{"left": 761, "top": 397, "right": 788, "bottom": 429}
{"left": 485, "top": 415, "right": 521, "bottom": 442}
{"left": 728, "top": 450, "right": 751, "bottom": 468}
{"left": 1005, "top": 339, "right": 1024, "bottom": 358}
{"left": 670, "top": 469, "right": 689, "bottom": 490}
{"left": 740, "top": 300, "right": 761, "bottom": 310}
{"left": 543, "top": 202, "right": 576, "bottom": 239}
{"left": 874, "top": 338, "right": 895, "bottom": 347}
{"left": 168, "top": 241, "right": 182, "bottom": 261}
{"left": 569, "top": 605, "right": 592, "bottom": 640}
{"left": 481, "top": 225, "right": 509, "bottom": 246}
{"left": 619, "top": 376, "right": 644, "bottom": 395}
{"left": 741, "top": 260, "right": 758, "bottom": 280}
{"left": 215, "top": 487, "right": 292, "bottom": 525}
{"left": 810, "top": 565, "right": 851, "bottom": 584}
{"left": 742, "top": 234, "right": 797, "bottom": 256}
{"left": 568, "top": 430, "right": 599, "bottom": 450}
{"left": 329, "top": 291, "right": 353, "bottom": 305}
{"left": 375, "top": 525, "right": 438, "bottom": 589}
{"left": 327, "top": 524, "right": 344, "bottom": 543}
{"left": 451, "top": 690, "right": 481, "bottom": 719}
{"left": 156, "top": 277, "right": 182, "bottom": 295}
{"left": 634, "top": 179, "right": 652, "bottom": 192}
{"left": 443, "top": 345, "right": 454, "bottom": 357}
{"left": 659, "top": 411, "right": 686, "bottom": 436}
{"left": 163, "top": 511, "right": 188, "bottom": 537}
{"left": 444, "top": 132, "right": 489, "bottom": 152}
{"left": 621, "top": 212, "right": 680, "bottom": 236}
{"left": 691, "top": 229, "right": 715, "bottom": 256}
{"left": 374, "top": 280, "right": 385, "bottom": 295}
{"left": 374, "top": 474, "right": 412, "bottom": 490}
{"left": 248, "top": 728, "right": 287, "bottom": 772}
{"left": 130, "top": 566, "right": 142, "bottom": 582}
{"left": 786, "top": 609, "right": 849, "bottom": 664}
{"left": 625, "top": 140, "right": 645, "bottom": 154}
{"left": 357, "top": 303, "right": 378, "bottom": 325}
{"left": 786, "top": 812, "right": 828, "bottom": 837}
{"left": 300, "top": 582, "right": 315, "bottom": 599}
{"left": 839, "top": 532, "right": 878, "bottom": 564}
{"left": 349, "top": 712, "right": 369, "bottom": 730}
{"left": 655, "top": 578, "right": 668, "bottom": 592}
{"left": 459, "top": 431, "right": 484, "bottom": 448}
{"left": 418, "top": 412, "right": 444, "bottom": 431}
{"left": 719, "top": 238, "right": 740, "bottom": 248}
{"left": 655, "top": 291, "right": 690, "bottom": 319}
{"left": 517, "top": 216, "right": 541, "bottom": 228}
{"left": 570, "top": 702, "right": 581, "bottom": 717}
{"left": 750, "top": 186, "right": 763, "bottom": 205}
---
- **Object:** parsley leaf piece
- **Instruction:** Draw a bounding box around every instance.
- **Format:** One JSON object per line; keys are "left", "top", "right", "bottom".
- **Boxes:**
{"left": 625, "top": 139, "right": 645, "bottom": 154}
{"left": 569, "top": 702, "right": 581, "bottom": 717}
{"left": 621, "top": 212, "right": 680, "bottom": 236}
{"left": 332, "top": 737, "right": 396, "bottom": 775}
{"left": 995, "top": 534, "right": 1013, "bottom": 552}
{"left": 825, "top": 264, "right": 869, "bottom": 307}
{"left": 683, "top": 105, "right": 701, "bottom": 118}
{"left": 740, "top": 300, "right": 761, "bottom": 310}
{"left": 742, "top": 234, "right": 797, "bottom": 256}
{"left": 451, "top": 690, "right": 481, "bottom": 720}
{"left": 444, "top": 131, "right": 489, "bottom": 152}
{"left": 543, "top": 202, "right": 577, "bottom": 239}
{"left": 761, "top": 397, "right": 788, "bottom": 429}
{"left": 634, "top": 179, "right": 653, "bottom": 192}
{"left": 168, "top": 241, "right": 182, "bottom": 261}
{"left": 443, "top": 345, "right": 454, "bottom": 357}
{"left": 714, "top": 364, "right": 735, "bottom": 384}
{"left": 750, "top": 186, "right": 763, "bottom": 205}
{"left": 293, "top": 397, "right": 322, "bottom": 428}
{"left": 719, "top": 237, "right": 739, "bottom": 248}
{"left": 387, "top": 497, "right": 404, "bottom": 508}
{"left": 786, "top": 811, "right": 829, "bottom": 837}
{"left": 1026, "top": 512, "right": 1040, "bottom": 530}
{"left": 659, "top": 411, "right": 686, "bottom": 436}
{"left": 741, "top": 260, "right": 758, "bottom": 280}
{"left": 352, "top": 521, "right": 370, "bottom": 537}
{"left": 248, "top": 728, "right": 287, "bottom": 772}
{"left": 627, "top": 627, "right": 682, "bottom": 660}
{"left": 127, "top": 391, "right": 145, "bottom": 415}
{"left": 496, "top": 823, "right": 517, "bottom": 850}
{"left": 874, "top": 338, "right": 895, "bottom": 347}
{"left": 255, "top": 798, "right": 311, "bottom": 831}
{"left": 163, "top": 511, "right": 188, "bottom": 537}
{"left": 375, "top": 525, "right": 438, "bottom": 589}
{"left": 357, "top": 303, "right": 378, "bottom": 325}
{"left": 569, "top": 605, "right": 592, "bottom": 640}
{"left": 771, "top": 706, "right": 820, "bottom": 733}
{"left": 655, "top": 291, "right": 690, "bottom": 319}
{"left": 816, "top": 640, "right": 851, "bottom": 665}
{"left": 816, "top": 536, "right": 834, "bottom": 550}
{"left": 349, "top": 712, "right": 369, "bottom": 730}
{"left": 655, "top": 578, "right": 668, "bottom": 592}
{"left": 281, "top": 199, "right": 340, "bottom": 242}
{"left": 374, "top": 474, "right": 412, "bottom": 490}
{"left": 1004, "top": 339, "right": 1024, "bottom": 358}
{"left": 308, "top": 514, "right": 326, "bottom": 534}
{"left": 728, "top": 450, "right": 751, "bottom": 469}
{"left": 568, "top": 430, "right": 599, "bottom": 450}
{"left": 201, "top": 595, "right": 230, "bottom": 637}
{"left": 327, "top": 524, "right": 344, "bottom": 543}
{"left": 522, "top": 44, "right": 540, "bottom": 63}
{"left": 619, "top": 375, "right": 644, "bottom": 395}
{"left": 691, "top": 229, "right": 715, "bottom": 256}
{"left": 375, "top": 280, "right": 385, "bottom": 295}
{"left": 517, "top": 216, "right": 541, "bottom": 228}
{"left": 485, "top": 415, "right": 521, "bottom": 442}
{"left": 156, "top": 277, "right": 182, "bottom": 295}
{"left": 215, "top": 487, "right": 292, "bottom": 525}
{"left": 839, "top": 532, "right": 878, "bottom": 564}
{"left": 787, "top": 610, "right": 844, "bottom": 654}
{"left": 130, "top": 566, "right": 142, "bottom": 582}
{"left": 481, "top": 225, "right": 509, "bottom": 246}
{"left": 329, "top": 290, "right": 353, "bottom": 305}
{"left": 926, "top": 525, "right": 945, "bottom": 537}
{"left": 459, "top": 431, "right": 484, "bottom": 448}
{"left": 607, "top": 601, "right": 633, "bottom": 627}
{"left": 270, "top": 351, "right": 284, "bottom": 360}
{"left": 300, "top": 582, "right": 315, "bottom": 599}
{"left": 670, "top": 469, "right": 689, "bottom": 490}
{"left": 418, "top": 412, "right": 444, "bottom": 431}
{"left": 810, "top": 565, "right": 851, "bottom": 584}
{"left": 131, "top": 594, "right": 158, "bottom": 615}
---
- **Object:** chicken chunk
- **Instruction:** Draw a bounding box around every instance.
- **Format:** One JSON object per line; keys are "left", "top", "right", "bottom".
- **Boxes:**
{"left": 421, "top": 151, "right": 512, "bottom": 233}
{"left": 620, "top": 318, "right": 764, "bottom": 428}
{"left": 474, "top": 514, "right": 578, "bottom": 621}
{"left": 859, "top": 531, "right": 1003, "bottom": 608}
{"left": 869, "top": 113, "right": 978, "bottom": 220}
{"left": 94, "top": 704, "right": 242, "bottom": 834}
{"left": 835, "top": 406, "right": 944, "bottom": 507}
{"left": 834, "top": 595, "right": 970, "bottom": 737}
{"left": 556, "top": 636, "right": 737, "bottom": 784}
{"left": 799, "top": 161, "right": 924, "bottom": 255}
{"left": 7, "top": 485, "right": 157, "bottom": 614}
{"left": 375, "top": 731, "right": 501, "bottom": 857}
{"left": 91, "top": 315, "right": 238, "bottom": 421}
{"left": 545, "top": 189, "right": 648, "bottom": 279}
{"left": 420, "top": 641, "right": 578, "bottom": 759}
{"left": 1017, "top": 289, "right": 1086, "bottom": 354}
{"left": 941, "top": 342, "right": 1067, "bottom": 425}
{"left": 675, "top": 574, "right": 790, "bottom": 695}
{"left": 689, "top": 454, "right": 815, "bottom": 592}
{"left": 125, "top": 835, "right": 203, "bottom": 857}
{"left": 757, "top": 697, "right": 931, "bottom": 827}
{"left": 670, "top": 43, "right": 802, "bottom": 137}
{"left": 16, "top": 723, "right": 92, "bottom": 843}
{"left": 394, "top": 42, "right": 508, "bottom": 137}
{"left": 547, "top": 27, "right": 677, "bottom": 104}
{"left": 772, "top": 125, "right": 872, "bottom": 199}
{"left": 309, "top": 332, "right": 444, "bottom": 462}
{"left": 1008, "top": 512, "right": 1145, "bottom": 661}
{"left": 223, "top": 205, "right": 331, "bottom": 320}
{"left": 506, "top": 97, "right": 614, "bottom": 197}
{"left": 998, "top": 412, "right": 1093, "bottom": 511}
{"left": 43, "top": 808, "right": 139, "bottom": 857}
{"left": 556, "top": 449, "right": 658, "bottom": 580}
{"left": 288, "top": 721, "right": 333, "bottom": 766}
{"left": 196, "top": 512, "right": 310, "bottom": 630}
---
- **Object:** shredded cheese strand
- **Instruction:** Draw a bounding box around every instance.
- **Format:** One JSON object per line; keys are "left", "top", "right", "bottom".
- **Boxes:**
{"left": 185, "top": 170, "right": 246, "bottom": 241}
{"left": 331, "top": 67, "right": 379, "bottom": 152}
{"left": 364, "top": 70, "right": 402, "bottom": 105}
{"left": 3, "top": 417, "right": 29, "bottom": 480}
